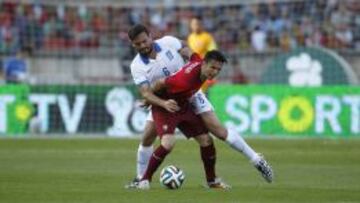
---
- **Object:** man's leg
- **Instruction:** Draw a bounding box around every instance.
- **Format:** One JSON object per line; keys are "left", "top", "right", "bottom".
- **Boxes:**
{"left": 193, "top": 134, "right": 230, "bottom": 189}
{"left": 129, "top": 134, "right": 175, "bottom": 190}
{"left": 200, "top": 112, "right": 260, "bottom": 161}
{"left": 141, "top": 134, "right": 175, "bottom": 181}
{"left": 136, "top": 121, "right": 157, "bottom": 179}
{"left": 200, "top": 111, "right": 273, "bottom": 183}
{"left": 191, "top": 92, "right": 260, "bottom": 162}
{"left": 193, "top": 134, "right": 216, "bottom": 183}
{"left": 125, "top": 120, "right": 157, "bottom": 189}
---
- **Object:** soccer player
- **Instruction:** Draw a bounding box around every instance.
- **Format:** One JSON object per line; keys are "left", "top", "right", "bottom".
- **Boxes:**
{"left": 126, "top": 24, "right": 228, "bottom": 189}
{"left": 126, "top": 24, "right": 273, "bottom": 188}
{"left": 187, "top": 17, "right": 217, "bottom": 58}
{"left": 187, "top": 16, "right": 218, "bottom": 93}
{"left": 135, "top": 51, "right": 229, "bottom": 189}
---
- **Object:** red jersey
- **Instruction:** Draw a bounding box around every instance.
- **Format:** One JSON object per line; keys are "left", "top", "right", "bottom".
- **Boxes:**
{"left": 152, "top": 53, "right": 208, "bottom": 137}
{"left": 164, "top": 53, "right": 204, "bottom": 105}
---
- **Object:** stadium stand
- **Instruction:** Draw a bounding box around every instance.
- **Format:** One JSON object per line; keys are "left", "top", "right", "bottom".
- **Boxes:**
{"left": 0, "top": 0, "right": 359, "bottom": 83}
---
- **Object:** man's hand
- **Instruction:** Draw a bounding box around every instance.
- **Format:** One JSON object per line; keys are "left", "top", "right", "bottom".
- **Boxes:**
{"left": 162, "top": 99, "right": 180, "bottom": 113}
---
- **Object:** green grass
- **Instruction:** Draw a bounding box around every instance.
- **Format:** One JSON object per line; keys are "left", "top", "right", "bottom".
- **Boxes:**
{"left": 1, "top": 137, "right": 360, "bottom": 203}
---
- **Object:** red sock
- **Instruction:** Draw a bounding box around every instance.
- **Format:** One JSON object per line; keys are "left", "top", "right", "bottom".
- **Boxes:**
{"left": 200, "top": 144, "right": 216, "bottom": 182}
{"left": 141, "top": 145, "right": 170, "bottom": 181}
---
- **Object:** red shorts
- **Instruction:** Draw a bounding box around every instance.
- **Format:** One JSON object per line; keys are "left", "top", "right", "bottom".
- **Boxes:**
{"left": 151, "top": 105, "right": 208, "bottom": 138}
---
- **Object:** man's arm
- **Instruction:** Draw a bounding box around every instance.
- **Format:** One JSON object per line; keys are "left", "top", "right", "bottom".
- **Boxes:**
{"left": 131, "top": 60, "right": 179, "bottom": 112}
{"left": 138, "top": 81, "right": 179, "bottom": 113}
{"left": 178, "top": 41, "right": 193, "bottom": 60}
{"left": 151, "top": 78, "right": 166, "bottom": 93}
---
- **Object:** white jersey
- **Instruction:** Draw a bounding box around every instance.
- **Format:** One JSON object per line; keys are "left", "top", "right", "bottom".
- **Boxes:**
{"left": 130, "top": 35, "right": 214, "bottom": 118}
{"left": 130, "top": 36, "right": 185, "bottom": 86}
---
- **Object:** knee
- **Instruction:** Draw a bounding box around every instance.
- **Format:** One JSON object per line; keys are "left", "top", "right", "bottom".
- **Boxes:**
{"left": 197, "top": 134, "right": 213, "bottom": 147}
{"left": 211, "top": 127, "right": 227, "bottom": 141}
{"left": 161, "top": 135, "right": 176, "bottom": 151}
{"left": 219, "top": 128, "right": 228, "bottom": 140}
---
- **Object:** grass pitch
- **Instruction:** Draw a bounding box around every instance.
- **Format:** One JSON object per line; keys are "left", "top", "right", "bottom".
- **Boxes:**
{"left": 1, "top": 137, "right": 360, "bottom": 203}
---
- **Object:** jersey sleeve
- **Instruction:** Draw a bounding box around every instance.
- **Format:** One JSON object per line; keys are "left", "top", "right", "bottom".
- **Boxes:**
{"left": 130, "top": 61, "right": 148, "bottom": 86}
{"left": 158, "top": 35, "right": 182, "bottom": 51}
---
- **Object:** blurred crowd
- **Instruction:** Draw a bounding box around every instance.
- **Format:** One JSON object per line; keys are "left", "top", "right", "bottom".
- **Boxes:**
{"left": 0, "top": 0, "right": 359, "bottom": 56}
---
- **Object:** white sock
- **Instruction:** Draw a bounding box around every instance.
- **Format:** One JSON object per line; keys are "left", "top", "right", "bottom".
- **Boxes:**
{"left": 225, "top": 128, "right": 260, "bottom": 164}
{"left": 136, "top": 144, "right": 154, "bottom": 179}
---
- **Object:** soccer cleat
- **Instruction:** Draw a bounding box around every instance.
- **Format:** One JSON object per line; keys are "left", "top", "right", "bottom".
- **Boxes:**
{"left": 207, "top": 177, "right": 231, "bottom": 189}
{"left": 136, "top": 180, "right": 150, "bottom": 190}
{"left": 125, "top": 178, "right": 150, "bottom": 190}
{"left": 254, "top": 155, "right": 274, "bottom": 183}
{"left": 124, "top": 177, "right": 139, "bottom": 189}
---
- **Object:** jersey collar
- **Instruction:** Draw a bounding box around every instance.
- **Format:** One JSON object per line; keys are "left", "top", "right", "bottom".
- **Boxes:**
{"left": 140, "top": 42, "right": 162, "bottom": 65}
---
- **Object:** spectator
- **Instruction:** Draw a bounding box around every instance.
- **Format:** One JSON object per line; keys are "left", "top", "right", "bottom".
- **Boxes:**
{"left": 237, "top": 30, "right": 251, "bottom": 51}
{"left": 334, "top": 24, "right": 353, "bottom": 48}
{"left": 251, "top": 25, "right": 267, "bottom": 52}
{"left": 331, "top": 3, "right": 352, "bottom": 29}
{"left": 3, "top": 47, "right": 31, "bottom": 84}
{"left": 267, "top": 30, "right": 279, "bottom": 50}
{"left": 279, "top": 30, "right": 296, "bottom": 51}
{"left": 0, "top": 1, "right": 358, "bottom": 54}
{"left": 306, "top": 26, "right": 323, "bottom": 47}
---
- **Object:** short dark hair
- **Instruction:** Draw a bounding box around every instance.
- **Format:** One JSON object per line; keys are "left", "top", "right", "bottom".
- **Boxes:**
{"left": 204, "top": 50, "right": 227, "bottom": 63}
{"left": 128, "top": 24, "right": 150, "bottom": 41}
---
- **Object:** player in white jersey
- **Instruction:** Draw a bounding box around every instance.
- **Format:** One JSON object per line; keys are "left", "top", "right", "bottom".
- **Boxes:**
{"left": 125, "top": 24, "right": 273, "bottom": 188}
{"left": 128, "top": 24, "right": 229, "bottom": 189}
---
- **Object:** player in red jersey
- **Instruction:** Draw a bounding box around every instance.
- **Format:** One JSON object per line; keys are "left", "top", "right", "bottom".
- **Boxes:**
{"left": 135, "top": 50, "right": 273, "bottom": 189}
{"left": 126, "top": 25, "right": 272, "bottom": 190}
{"left": 135, "top": 51, "right": 229, "bottom": 190}
{"left": 153, "top": 52, "right": 220, "bottom": 102}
